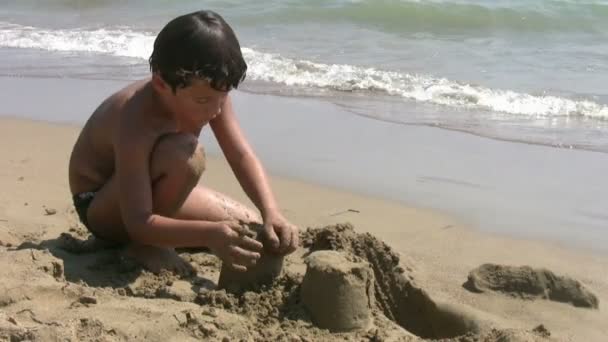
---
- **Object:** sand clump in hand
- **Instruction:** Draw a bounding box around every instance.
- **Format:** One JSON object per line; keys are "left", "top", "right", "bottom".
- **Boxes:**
{"left": 464, "top": 263, "right": 599, "bottom": 309}
{"left": 217, "top": 223, "right": 285, "bottom": 294}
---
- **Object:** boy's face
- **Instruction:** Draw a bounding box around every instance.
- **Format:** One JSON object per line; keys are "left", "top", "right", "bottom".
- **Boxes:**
{"left": 154, "top": 75, "right": 228, "bottom": 127}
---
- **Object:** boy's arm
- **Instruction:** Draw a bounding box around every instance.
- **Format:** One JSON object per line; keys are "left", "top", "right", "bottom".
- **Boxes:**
{"left": 114, "top": 122, "right": 218, "bottom": 247}
{"left": 114, "top": 116, "right": 262, "bottom": 265}
{"left": 210, "top": 95, "right": 299, "bottom": 254}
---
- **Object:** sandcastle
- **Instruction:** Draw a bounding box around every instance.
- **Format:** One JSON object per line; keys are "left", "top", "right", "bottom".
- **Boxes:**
{"left": 218, "top": 245, "right": 375, "bottom": 332}
{"left": 215, "top": 223, "right": 376, "bottom": 332}
{"left": 301, "top": 250, "right": 375, "bottom": 332}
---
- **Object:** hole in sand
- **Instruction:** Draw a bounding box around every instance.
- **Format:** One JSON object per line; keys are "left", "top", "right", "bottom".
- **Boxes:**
{"left": 302, "top": 223, "right": 480, "bottom": 339}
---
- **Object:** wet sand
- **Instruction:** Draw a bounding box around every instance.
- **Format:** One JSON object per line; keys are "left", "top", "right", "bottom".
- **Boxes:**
{"left": 3, "top": 76, "right": 608, "bottom": 253}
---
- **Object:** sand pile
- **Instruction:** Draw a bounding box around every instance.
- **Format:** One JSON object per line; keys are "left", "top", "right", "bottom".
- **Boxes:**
{"left": 300, "top": 250, "right": 376, "bottom": 332}
{"left": 217, "top": 223, "right": 285, "bottom": 294}
{"left": 301, "top": 223, "right": 484, "bottom": 339}
{"left": 0, "top": 222, "right": 560, "bottom": 341}
{"left": 464, "top": 264, "right": 599, "bottom": 309}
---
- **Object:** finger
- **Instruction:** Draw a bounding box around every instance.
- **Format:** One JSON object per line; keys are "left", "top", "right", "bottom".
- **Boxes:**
{"left": 221, "top": 225, "right": 240, "bottom": 241}
{"left": 220, "top": 219, "right": 239, "bottom": 227}
{"left": 287, "top": 226, "right": 299, "bottom": 253}
{"left": 239, "top": 235, "right": 263, "bottom": 252}
{"left": 232, "top": 222, "right": 257, "bottom": 239}
{"left": 221, "top": 254, "right": 248, "bottom": 272}
{"left": 264, "top": 223, "right": 280, "bottom": 250}
{"left": 223, "top": 221, "right": 245, "bottom": 234}
{"left": 278, "top": 225, "right": 292, "bottom": 253}
{"left": 229, "top": 263, "right": 248, "bottom": 272}
{"left": 230, "top": 246, "right": 261, "bottom": 266}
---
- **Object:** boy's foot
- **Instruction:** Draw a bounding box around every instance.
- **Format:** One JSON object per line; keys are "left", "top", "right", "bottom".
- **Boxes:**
{"left": 57, "top": 233, "right": 119, "bottom": 254}
{"left": 124, "top": 244, "right": 195, "bottom": 276}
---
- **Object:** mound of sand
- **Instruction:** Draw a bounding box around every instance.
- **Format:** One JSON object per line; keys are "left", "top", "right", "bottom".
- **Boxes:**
{"left": 302, "top": 223, "right": 484, "bottom": 339}
{"left": 464, "top": 264, "right": 599, "bottom": 309}
{"left": 0, "top": 223, "right": 557, "bottom": 341}
{"left": 300, "top": 250, "right": 375, "bottom": 332}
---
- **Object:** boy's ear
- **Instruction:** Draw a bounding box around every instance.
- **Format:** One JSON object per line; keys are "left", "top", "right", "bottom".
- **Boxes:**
{"left": 151, "top": 73, "right": 168, "bottom": 92}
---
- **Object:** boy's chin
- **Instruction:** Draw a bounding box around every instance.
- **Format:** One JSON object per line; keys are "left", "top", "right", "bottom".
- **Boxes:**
{"left": 183, "top": 113, "right": 213, "bottom": 127}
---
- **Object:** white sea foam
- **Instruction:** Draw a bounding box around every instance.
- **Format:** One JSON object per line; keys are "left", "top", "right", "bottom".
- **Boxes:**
{"left": 1, "top": 22, "right": 607, "bottom": 120}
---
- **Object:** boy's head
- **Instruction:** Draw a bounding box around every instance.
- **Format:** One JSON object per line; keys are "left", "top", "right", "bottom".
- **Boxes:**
{"left": 149, "top": 10, "right": 247, "bottom": 93}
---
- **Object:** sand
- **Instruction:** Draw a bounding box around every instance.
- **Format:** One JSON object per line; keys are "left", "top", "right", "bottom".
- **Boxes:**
{"left": 465, "top": 264, "right": 599, "bottom": 309}
{"left": 217, "top": 223, "right": 285, "bottom": 294}
{"left": 301, "top": 250, "right": 375, "bottom": 332}
{"left": 1, "top": 117, "right": 608, "bottom": 341}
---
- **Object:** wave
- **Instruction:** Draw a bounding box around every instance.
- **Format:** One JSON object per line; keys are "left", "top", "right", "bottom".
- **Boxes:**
{"left": 1, "top": 22, "right": 607, "bottom": 120}
{"left": 238, "top": 0, "right": 608, "bottom": 34}
{"left": 0, "top": 22, "right": 154, "bottom": 58}
{"left": 243, "top": 48, "right": 608, "bottom": 120}
{"left": 6, "top": 0, "right": 608, "bottom": 34}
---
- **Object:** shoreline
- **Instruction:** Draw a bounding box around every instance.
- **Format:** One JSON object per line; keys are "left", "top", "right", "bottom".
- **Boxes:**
{"left": 1, "top": 113, "right": 604, "bottom": 259}
{"left": 1, "top": 75, "right": 608, "bottom": 255}
{"left": 243, "top": 86, "right": 608, "bottom": 155}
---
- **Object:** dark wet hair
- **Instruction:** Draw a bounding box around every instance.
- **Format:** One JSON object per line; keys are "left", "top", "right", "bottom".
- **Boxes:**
{"left": 149, "top": 10, "right": 247, "bottom": 93}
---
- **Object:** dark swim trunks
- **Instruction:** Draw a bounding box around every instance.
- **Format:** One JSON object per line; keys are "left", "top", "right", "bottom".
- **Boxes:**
{"left": 72, "top": 190, "right": 99, "bottom": 237}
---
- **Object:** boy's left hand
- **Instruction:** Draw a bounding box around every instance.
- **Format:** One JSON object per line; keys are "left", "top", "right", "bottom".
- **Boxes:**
{"left": 262, "top": 210, "right": 299, "bottom": 255}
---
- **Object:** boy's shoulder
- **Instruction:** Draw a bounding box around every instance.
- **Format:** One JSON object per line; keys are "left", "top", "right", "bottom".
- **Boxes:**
{"left": 105, "top": 80, "right": 165, "bottom": 122}
{"left": 90, "top": 80, "right": 144, "bottom": 122}
{"left": 85, "top": 80, "right": 172, "bottom": 145}
{"left": 113, "top": 81, "right": 176, "bottom": 139}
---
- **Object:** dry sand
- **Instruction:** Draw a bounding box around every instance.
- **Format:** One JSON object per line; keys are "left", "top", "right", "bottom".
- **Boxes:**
{"left": 1, "top": 117, "right": 607, "bottom": 341}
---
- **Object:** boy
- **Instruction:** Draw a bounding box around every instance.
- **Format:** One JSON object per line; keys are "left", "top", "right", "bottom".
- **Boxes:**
{"left": 68, "top": 10, "right": 299, "bottom": 274}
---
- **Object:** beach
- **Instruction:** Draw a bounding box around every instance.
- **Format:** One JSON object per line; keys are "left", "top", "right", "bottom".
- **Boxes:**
{"left": 1, "top": 111, "right": 607, "bottom": 341}
{"left": 2, "top": 0, "right": 608, "bottom": 340}
{"left": 3, "top": 76, "right": 608, "bottom": 253}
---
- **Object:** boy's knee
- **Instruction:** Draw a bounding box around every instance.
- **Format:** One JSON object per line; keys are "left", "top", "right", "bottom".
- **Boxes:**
{"left": 151, "top": 133, "right": 206, "bottom": 179}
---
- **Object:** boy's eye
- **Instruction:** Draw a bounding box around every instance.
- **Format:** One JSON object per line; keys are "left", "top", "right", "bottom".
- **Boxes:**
{"left": 195, "top": 98, "right": 209, "bottom": 104}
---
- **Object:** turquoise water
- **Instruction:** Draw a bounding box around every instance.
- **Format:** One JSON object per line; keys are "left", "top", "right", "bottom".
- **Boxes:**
{"left": 1, "top": 0, "right": 608, "bottom": 150}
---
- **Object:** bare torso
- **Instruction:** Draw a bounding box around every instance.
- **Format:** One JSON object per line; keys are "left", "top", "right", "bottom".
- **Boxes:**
{"left": 68, "top": 79, "right": 179, "bottom": 195}
{"left": 67, "top": 75, "right": 297, "bottom": 272}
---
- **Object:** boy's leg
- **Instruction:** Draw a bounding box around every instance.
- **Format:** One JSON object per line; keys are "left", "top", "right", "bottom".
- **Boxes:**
{"left": 86, "top": 133, "right": 259, "bottom": 274}
{"left": 175, "top": 186, "right": 261, "bottom": 223}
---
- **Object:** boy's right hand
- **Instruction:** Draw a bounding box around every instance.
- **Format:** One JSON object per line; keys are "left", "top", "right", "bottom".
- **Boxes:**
{"left": 207, "top": 221, "right": 263, "bottom": 272}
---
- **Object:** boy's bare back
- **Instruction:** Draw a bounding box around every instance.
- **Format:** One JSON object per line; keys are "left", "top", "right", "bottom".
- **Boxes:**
{"left": 69, "top": 80, "right": 170, "bottom": 195}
